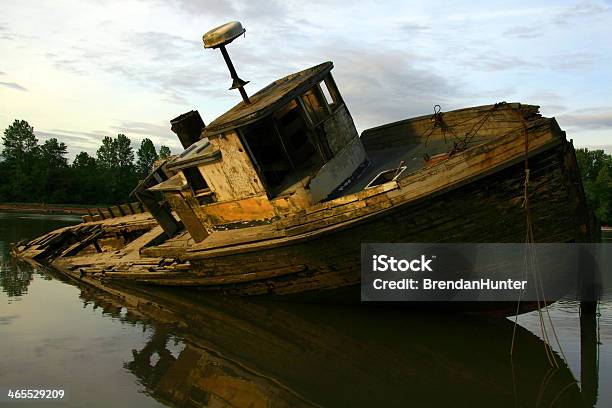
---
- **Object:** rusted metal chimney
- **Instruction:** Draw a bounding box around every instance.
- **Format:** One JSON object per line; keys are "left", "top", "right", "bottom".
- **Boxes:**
{"left": 170, "top": 110, "right": 205, "bottom": 149}
{"left": 203, "top": 21, "right": 250, "bottom": 104}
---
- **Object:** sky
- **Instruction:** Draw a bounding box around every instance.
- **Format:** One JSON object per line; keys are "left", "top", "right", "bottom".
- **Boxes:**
{"left": 0, "top": 0, "right": 611, "bottom": 159}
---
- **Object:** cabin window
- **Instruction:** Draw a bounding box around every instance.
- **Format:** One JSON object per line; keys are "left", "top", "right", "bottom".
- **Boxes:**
{"left": 301, "top": 87, "right": 328, "bottom": 125}
{"left": 240, "top": 100, "right": 329, "bottom": 196}
{"left": 275, "top": 100, "right": 319, "bottom": 166}
{"left": 241, "top": 121, "right": 292, "bottom": 192}
{"left": 320, "top": 81, "right": 334, "bottom": 106}
{"left": 183, "top": 166, "right": 209, "bottom": 194}
{"left": 323, "top": 75, "right": 342, "bottom": 107}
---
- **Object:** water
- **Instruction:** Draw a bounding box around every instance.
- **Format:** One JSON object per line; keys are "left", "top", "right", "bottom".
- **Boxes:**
{"left": 0, "top": 212, "right": 610, "bottom": 407}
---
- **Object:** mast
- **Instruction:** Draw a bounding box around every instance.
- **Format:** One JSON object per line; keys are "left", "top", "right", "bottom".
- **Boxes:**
{"left": 203, "top": 21, "right": 251, "bottom": 104}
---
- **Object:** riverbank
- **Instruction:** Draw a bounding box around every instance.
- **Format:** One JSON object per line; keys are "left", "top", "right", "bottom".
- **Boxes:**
{"left": 0, "top": 202, "right": 99, "bottom": 215}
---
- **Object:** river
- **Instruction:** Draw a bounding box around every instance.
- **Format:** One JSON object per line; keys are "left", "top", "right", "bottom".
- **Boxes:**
{"left": 0, "top": 212, "right": 610, "bottom": 407}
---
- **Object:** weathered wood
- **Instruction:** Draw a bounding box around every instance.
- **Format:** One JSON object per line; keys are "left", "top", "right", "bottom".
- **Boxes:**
{"left": 11, "top": 102, "right": 594, "bottom": 306}
{"left": 200, "top": 131, "right": 265, "bottom": 201}
{"left": 103, "top": 264, "right": 307, "bottom": 286}
{"left": 59, "top": 229, "right": 104, "bottom": 258}
{"left": 128, "top": 202, "right": 138, "bottom": 214}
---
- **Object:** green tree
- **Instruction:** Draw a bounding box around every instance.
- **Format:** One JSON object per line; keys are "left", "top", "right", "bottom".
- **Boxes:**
{"left": 590, "top": 164, "right": 612, "bottom": 222}
{"left": 39, "top": 138, "right": 68, "bottom": 167}
{"left": 576, "top": 148, "right": 612, "bottom": 225}
{"left": 115, "top": 134, "right": 134, "bottom": 169}
{"left": 1, "top": 119, "right": 38, "bottom": 162}
{"left": 1, "top": 120, "right": 40, "bottom": 201}
{"left": 115, "top": 134, "right": 137, "bottom": 201}
{"left": 96, "top": 136, "right": 118, "bottom": 169}
{"left": 95, "top": 136, "right": 120, "bottom": 201}
{"left": 0, "top": 160, "right": 9, "bottom": 200}
{"left": 576, "top": 148, "right": 610, "bottom": 180}
{"left": 159, "top": 145, "right": 171, "bottom": 160}
{"left": 73, "top": 151, "right": 97, "bottom": 168}
{"left": 35, "top": 138, "right": 69, "bottom": 202}
{"left": 71, "top": 152, "right": 99, "bottom": 204}
{"left": 94, "top": 134, "right": 137, "bottom": 202}
{"left": 0, "top": 120, "right": 146, "bottom": 205}
{"left": 136, "top": 138, "right": 158, "bottom": 178}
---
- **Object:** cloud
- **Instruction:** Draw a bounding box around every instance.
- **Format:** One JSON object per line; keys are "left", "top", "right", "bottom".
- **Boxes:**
{"left": 557, "top": 108, "right": 612, "bottom": 130}
{"left": 505, "top": 3, "right": 610, "bottom": 39}
{"left": 459, "top": 51, "right": 540, "bottom": 72}
{"left": 91, "top": 27, "right": 303, "bottom": 107}
{"left": 240, "top": 0, "right": 288, "bottom": 21}
{"left": 546, "top": 52, "right": 598, "bottom": 71}
{"left": 0, "top": 81, "right": 27, "bottom": 91}
{"left": 48, "top": 57, "right": 86, "bottom": 75}
{"left": 2, "top": 0, "right": 611, "bottom": 155}
{"left": 170, "top": 0, "right": 237, "bottom": 17}
{"left": 36, "top": 130, "right": 104, "bottom": 154}
{"left": 521, "top": 90, "right": 568, "bottom": 115}
{"left": 42, "top": 29, "right": 227, "bottom": 104}
{"left": 553, "top": 1, "right": 611, "bottom": 25}
{"left": 37, "top": 125, "right": 181, "bottom": 159}
{"left": 0, "top": 21, "right": 36, "bottom": 41}
{"left": 128, "top": 31, "right": 201, "bottom": 62}
{"left": 398, "top": 22, "right": 431, "bottom": 33}
{"left": 314, "top": 46, "right": 463, "bottom": 130}
{"left": 45, "top": 128, "right": 109, "bottom": 140}
{"left": 503, "top": 25, "right": 544, "bottom": 39}
{"left": 97, "top": 30, "right": 235, "bottom": 105}
{"left": 171, "top": 0, "right": 289, "bottom": 21}
{"left": 0, "top": 70, "right": 5, "bottom": 75}
{"left": 112, "top": 120, "right": 172, "bottom": 138}
{"left": 112, "top": 120, "right": 182, "bottom": 150}
{"left": 0, "top": 22, "right": 15, "bottom": 41}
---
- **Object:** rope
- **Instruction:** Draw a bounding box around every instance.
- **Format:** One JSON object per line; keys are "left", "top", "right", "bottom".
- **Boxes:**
{"left": 509, "top": 108, "right": 567, "bottom": 368}
{"left": 422, "top": 102, "right": 504, "bottom": 161}
{"left": 459, "top": 101, "right": 506, "bottom": 148}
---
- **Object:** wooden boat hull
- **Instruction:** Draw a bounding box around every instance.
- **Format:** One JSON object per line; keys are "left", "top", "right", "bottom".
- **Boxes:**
{"left": 42, "top": 141, "right": 590, "bottom": 312}
{"left": 11, "top": 104, "right": 596, "bottom": 314}
{"left": 133, "top": 139, "right": 591, "bottom": 295}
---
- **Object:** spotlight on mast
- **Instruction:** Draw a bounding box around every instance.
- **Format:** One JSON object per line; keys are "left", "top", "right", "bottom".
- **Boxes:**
{"left": 203, "top": 21, "right": 250, "bottom": 104}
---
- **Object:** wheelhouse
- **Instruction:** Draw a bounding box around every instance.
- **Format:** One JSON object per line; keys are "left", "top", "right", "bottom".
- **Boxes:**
{"left": 144, "top": 62, "right": 367, "bottom": 242}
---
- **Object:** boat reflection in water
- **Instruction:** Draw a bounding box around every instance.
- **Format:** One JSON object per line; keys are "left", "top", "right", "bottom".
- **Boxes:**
{"left": 63, "top": 276, "right": 591, "bottom": 408}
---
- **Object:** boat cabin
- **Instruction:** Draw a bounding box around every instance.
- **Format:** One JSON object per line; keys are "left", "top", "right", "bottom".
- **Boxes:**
{"left": 148, "top": 62, "right": 367, "bottom": 241}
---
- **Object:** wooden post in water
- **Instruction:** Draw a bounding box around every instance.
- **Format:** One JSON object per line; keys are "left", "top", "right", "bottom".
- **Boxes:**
{"left": 579, "top": 231, "right": 599, "bottom": 406}
{"left": 580, "top": 304, "right": 598, "bottom": 407}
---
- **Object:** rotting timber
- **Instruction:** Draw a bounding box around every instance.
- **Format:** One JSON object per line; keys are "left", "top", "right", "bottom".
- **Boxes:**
{"left": 11, "top": 22, "right": 597, "bottom": 311}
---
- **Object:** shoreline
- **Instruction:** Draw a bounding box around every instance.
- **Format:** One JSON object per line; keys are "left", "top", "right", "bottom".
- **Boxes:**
{"left": 0, "top": 203, "right": 99, "bottom": 215}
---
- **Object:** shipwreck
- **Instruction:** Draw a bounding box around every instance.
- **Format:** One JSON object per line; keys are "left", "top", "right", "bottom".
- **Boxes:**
{"left": 12, "top": 22, "right": 598, "bottom": 310}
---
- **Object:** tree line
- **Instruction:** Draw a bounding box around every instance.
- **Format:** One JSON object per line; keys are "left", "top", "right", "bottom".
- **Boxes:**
{"left": 0, "top": 119, "right": 172, "bottom": 205}
{"left": 575, "top": 148, "right": 612, "bottom": 226}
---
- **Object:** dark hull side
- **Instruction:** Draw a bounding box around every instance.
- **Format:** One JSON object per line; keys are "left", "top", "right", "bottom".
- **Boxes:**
{"left": 178, "top": 139, "right": 591, "bottom": 304}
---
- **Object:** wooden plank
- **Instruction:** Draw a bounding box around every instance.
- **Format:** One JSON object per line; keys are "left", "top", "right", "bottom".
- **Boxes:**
{"left": 104, "top": 264, "right": 307, "bottom": 286}
{"left": 59, "top": 229, "right": 104, "bottom": 258}
{"left": 285, "top": 199, "right": 392, "bottom": 237}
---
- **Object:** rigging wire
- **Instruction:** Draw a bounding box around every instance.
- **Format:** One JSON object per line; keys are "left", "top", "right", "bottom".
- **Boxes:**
{"left": 422, "top": 102, "right": 505, "bottom": 161}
